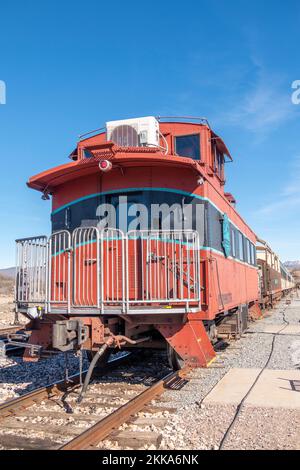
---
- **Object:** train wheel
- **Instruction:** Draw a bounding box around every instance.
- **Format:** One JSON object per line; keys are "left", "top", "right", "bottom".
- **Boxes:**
{"left": 86, "top": 349, "right": 111, "bottom": 370}
{"left": 208, "top": 322, "right": 218, "bottom": 343}
{"left": 167, "top": 343, "right": 185, "bottom": 370}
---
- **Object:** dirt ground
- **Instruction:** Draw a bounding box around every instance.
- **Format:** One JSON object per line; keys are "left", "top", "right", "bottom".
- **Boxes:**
{"left": 0, "top": 274, "right": 14, "bottom": 297}
{"left": 0, "top": 273, "right": 28, "bottom": 326}
{"left": 0, "top": 295, "right": 27, "bottom": 327}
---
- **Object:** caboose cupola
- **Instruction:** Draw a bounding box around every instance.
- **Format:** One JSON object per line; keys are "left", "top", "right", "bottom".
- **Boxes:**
{"left": 28, "top": 116, "right": 232, "bottom": 199}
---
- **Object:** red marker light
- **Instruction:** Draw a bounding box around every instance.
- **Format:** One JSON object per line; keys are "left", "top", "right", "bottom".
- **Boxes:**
{"left": 99, "top": 160, "right": 112, "bottom": 172}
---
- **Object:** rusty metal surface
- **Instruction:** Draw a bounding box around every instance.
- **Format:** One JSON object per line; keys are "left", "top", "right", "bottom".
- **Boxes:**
{"left": 0, "top": 325, "right": 25, "bottom": 337}
{"left": 0, "top": 383, "right": 60, "bottom": 420}
{"left": 0, "top": 355, "right": 187, "bottom": 450}
{"left": 0, "top": 352, "right": 133, "bottom": 422}
{"left": 156, "top": 321, "right": 215, "bottom": 367}
{"left": 60, "top": 367, "right": 189, "bottom": 450}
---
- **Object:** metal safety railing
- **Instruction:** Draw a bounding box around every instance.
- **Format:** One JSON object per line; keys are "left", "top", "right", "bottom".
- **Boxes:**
{"left": 15, "top": 228, "right": 201, "bottom": 314}
{"left": 126, "top": 230, "right": 201, "bottom": 307}
{"left": 49, "top": 230, "right": 72, "bottom": 311}
{"left": 100, "top": 228, "right": 126, "bottom": 313}
{"left": 72, "top": 227, "right": 99, "bottom": 308}
{"left": 15, "top": 236, "right": 48, "bottom": 306}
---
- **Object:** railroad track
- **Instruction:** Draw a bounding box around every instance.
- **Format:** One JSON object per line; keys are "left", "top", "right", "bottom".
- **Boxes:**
{"left": 0, "top": 325, "right": 24, "bottom": 337}
{"left": 0, "top": 325, "right": 27, "bottom": 357}
{"left": 0, "top": 311, "right": 273, "bottom": 450}
{"left": 0, "top": 353, "right": 189, "bottom": 450}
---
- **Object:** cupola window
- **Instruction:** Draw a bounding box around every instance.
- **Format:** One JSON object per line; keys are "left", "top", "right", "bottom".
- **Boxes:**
{"left": 175, "top": 134, "right": 201, "bottom": 160}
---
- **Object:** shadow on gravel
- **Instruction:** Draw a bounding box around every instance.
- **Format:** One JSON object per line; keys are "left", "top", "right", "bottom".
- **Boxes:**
{"left": 0, "top": 349, "right": 171, "bottom": 397}
{"left": 214, "top": 340, "right": 230, "bottom": 352}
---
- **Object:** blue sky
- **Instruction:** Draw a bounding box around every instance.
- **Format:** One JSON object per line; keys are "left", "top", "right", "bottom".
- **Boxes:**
{"left": 0, "top": 0, "right": 300, "bottom": 267}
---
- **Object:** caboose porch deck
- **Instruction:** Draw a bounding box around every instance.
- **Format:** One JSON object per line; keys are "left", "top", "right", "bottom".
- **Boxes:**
{"left": 15, "top": 228, "right": 201, "bottom": 317}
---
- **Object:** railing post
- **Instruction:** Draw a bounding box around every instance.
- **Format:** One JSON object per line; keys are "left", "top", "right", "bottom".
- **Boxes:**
{"left": 122, "top": 231, "right": 127, "bottom": 314}
{"left": 67, "top": 249, "right": 71, "bottom": 314}
{"left": 100, "top": 230, "right": 104, "bottom": 314}
{"left": 97, "top": 231, "right": 100, "bottom": 310}
{"left": 47, "top": 237, "right": 52, "bottom": 313}
{"left": 125, "top": 233, "right": 130, "bottom": 314}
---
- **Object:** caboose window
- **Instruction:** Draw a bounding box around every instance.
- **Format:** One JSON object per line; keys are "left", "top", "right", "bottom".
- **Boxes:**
{"left": 231, "top": 228, "right": 236, "bottom": 257}
{"left": 175, "top": 134, "right": 201, "bottom": 160}
{"left": 238, "top": 231, "right": 244, "bottom": 261}
{"left": 211, "top": 142, "right": 224, "bottom": 180}
{"left": 251, "top": 243, "right": 256, "bottom": 265}
{"left": 246, "top": 239, "right": 251, "bottom": 264}
{"left": 215, "top": 150, "right": 224, "bottom": 179}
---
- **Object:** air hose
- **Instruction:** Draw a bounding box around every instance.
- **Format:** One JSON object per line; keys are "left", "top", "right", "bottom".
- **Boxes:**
{"left": 77, "top": 338, "right": 114, "bottom": 404}
{"left": 76, "top": 334, "right": 150, "bottom": 404}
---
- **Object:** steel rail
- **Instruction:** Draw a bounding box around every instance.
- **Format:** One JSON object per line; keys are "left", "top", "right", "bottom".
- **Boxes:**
{"left": 60, "top": 367, "right": 189, "bottom": 450}
{"left": 0, "top": 352, "right": 133, "bottom": 422}
{"left": 0, "top": 325, "right": 24, "bottom": 337}
{"left": 0, "top": 381, "right": 63, "bottom": 420}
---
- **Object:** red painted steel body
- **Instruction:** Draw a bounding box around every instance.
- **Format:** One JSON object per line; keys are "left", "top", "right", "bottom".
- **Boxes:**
{"left": 21, "top": 119, "right": 262, "bottom": 367}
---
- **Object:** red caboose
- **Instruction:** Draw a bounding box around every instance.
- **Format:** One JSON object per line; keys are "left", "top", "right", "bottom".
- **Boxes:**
{"left": 15, "top": 116, "right": 259, "bottom": 369}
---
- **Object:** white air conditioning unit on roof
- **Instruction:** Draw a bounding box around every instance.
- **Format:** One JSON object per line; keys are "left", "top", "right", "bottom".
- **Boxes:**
{"left": 106, "top": 116, "right": 159, "bottom": 148}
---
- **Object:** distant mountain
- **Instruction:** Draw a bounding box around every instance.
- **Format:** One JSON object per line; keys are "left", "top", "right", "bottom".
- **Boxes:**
{"left": 0, "top": 267, "right": 15, "bottom": 279}
{"left": 284, "top": 261, "right": 300, "bottom": 271}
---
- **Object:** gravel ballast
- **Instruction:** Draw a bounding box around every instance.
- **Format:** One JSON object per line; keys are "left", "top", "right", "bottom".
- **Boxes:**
{"left": 159, "top": 296, "right": 300, "bottom": 450}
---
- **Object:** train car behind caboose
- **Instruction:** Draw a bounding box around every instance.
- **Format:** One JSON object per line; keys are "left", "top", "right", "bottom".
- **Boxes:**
{"left": 256, "top": 238, "right": 295, "bottom": 308}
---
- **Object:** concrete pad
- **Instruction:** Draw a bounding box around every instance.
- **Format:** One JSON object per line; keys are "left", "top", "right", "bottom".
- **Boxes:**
{"left": 286, "top": 300, "right": 300, "bottom": 309}
{"left": 245, "top": 369, "right": 300, "bottom": 409}
{"left": 251, "top": 324, "right": 300, "bottom": 335}
{"left": 203, "top": 368, "right": 260, "bottom": 405}
{"left": 281, "top": 325, "right": 300, "bottom": 335}
{"left": 255, "top": 324, "right": 284, "bottom": 334}
{"left": 204, "top": 368, "right": 300, "bottom": 409}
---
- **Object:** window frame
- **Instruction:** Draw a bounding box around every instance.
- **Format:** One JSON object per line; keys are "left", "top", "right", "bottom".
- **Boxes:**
{"left": 252, "top": 243, "right": 257, "bottom": 266}
{"left": 211, "top": 141, "right": 225, "bottom": 181}
{"left": 250, "top": 243, "right": 254, "bottom": 265}
{"left": 247, "top": 239, "right": 251, "bottom": 264}
{"left": 174, "top": 133, "right": 201, "bottom": 161}
{"left": 238, "top": 231, "right": 244, "bottom": 262}
{"left": 231, "top": 227, "right": 236, "bottom": 258}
